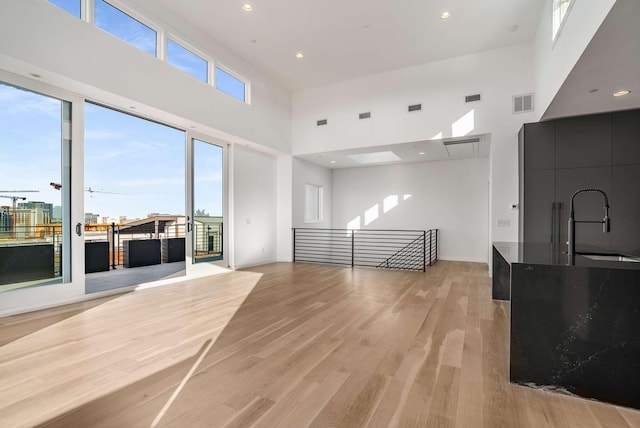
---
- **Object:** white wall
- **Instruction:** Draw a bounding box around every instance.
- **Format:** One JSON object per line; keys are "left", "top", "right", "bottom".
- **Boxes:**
{"left": 332, "top": 158, "right": 489, "bottom": 262}
{"left": 292, "top": 158, "right": 333, "bottom": 229}
{"left": 534, "top": 0, "right": 616, "bottom": 119}
{"left": 0, "top": 0, "right": 291, "bottom": 153}
{"left": 277, "top": 155, "right": 293, "bottom": 262}
{"left": 292, "top": 44, "right": 537, "bottom": 248}
{"left": 232, "top": 146, "right": 278, "bottom": 269}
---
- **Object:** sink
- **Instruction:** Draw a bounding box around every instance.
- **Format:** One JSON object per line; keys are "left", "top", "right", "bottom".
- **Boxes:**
{"left": 578, "top": 253, "right": 640, "bottom": 263}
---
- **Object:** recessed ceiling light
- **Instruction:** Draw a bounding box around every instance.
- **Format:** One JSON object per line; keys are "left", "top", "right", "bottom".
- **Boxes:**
{"left": 29, "top": 73, "right": 42, "bottom": 78}
{"left": 330, "top": 160, "right": 336, "bottom": 164}
{"left": 242, "top": 3, "right": 253, "bottom": 12}
{"left": 418, "top": 152, "right": 425, "bottom": 155}
{"left": 612, "top": 90, "right": 631, "bottom": 97}
{"left": 440, "top": 11, "right": 452, "bottom": 19}
{"left": 589, "top": 89, "right": 599, "bottom": 93}
{"left": 295, "top": 52, "right": 304, "bottom": 59}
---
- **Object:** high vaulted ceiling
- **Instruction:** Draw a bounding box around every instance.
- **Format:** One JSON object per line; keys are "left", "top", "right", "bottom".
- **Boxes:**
{"left": 128, "top": 0, "right": 545, "bottom": 91}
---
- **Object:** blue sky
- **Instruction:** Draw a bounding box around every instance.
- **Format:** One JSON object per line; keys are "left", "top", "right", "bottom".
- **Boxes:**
{"left": 0, "top": 84, "right": 62, "bottom": 210}
{"left": 1, "top": 83, "right": 223, "bottom": 221}
{"left": 85, "top": 103, "right": 224, "bottom": 219}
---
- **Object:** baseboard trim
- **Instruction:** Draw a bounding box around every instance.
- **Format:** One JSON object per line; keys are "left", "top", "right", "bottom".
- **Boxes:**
{"left": 232, "top": 259, "right": 279, "bottom": 270}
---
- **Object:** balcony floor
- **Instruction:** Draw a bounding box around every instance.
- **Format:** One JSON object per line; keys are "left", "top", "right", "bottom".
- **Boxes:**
{"left": 85, "top": 261, "right": 186, "bottom": 293}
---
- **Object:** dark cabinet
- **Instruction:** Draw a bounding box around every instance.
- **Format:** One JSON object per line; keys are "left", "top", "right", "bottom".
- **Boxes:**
{"left": 612, "top": 110, "right": 640, "bottom": 165}
{"left": 519, "top": 122, "right": 556, "bottom": 243}
{"left": 611, "top": 165, "right": 640, "bottom": 255}
{"left": 523, "top": 121, "right": 555, "bottom": 170}
{"left": 522, "top": 169, "right": 555, "bottom": 243}
{"left": 556, "top": 114, "right": 611, "bottom": 169}
{"left": 520, "top": 109, "right": 640, "bottom": 256}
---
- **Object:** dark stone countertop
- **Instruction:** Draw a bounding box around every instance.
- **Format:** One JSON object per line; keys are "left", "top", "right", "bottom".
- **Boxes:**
{"left": 493, "top": 242, "right": 640, "bottom": 270}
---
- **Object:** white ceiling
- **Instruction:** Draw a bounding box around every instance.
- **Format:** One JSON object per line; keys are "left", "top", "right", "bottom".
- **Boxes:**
{"left": 543, "top": 0, "right": 640, "bottom": 119}
{"left": 128, "top": 0, "right": 545, "bottom": 91}
{"left": 297, "top": 134, "right": 490, "bottom": 169}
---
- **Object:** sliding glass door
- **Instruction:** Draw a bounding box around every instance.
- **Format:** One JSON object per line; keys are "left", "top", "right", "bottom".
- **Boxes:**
{"left": 83, "top": 102, "right": 186, "bottom": 292}
{"left": 188, "top": 137, "right": 225, "bottom": 264}
{"left": 0, "top": 80, "right": 79, "bottom": 294}
{"left": 0, "top": 75, "right": 227, "bottom": 313}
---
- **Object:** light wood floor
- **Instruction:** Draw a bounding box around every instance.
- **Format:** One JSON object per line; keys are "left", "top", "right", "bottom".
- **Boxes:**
{"left": 0, "top": 262, "right": 638, "bottom": 427}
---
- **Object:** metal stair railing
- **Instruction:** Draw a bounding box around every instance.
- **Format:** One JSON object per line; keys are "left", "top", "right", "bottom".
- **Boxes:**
{"left": 292, "top": 228, "right": 438, "bottom": 272}
{"left": 377, "top": 234, "right": 425, "bottom": 271}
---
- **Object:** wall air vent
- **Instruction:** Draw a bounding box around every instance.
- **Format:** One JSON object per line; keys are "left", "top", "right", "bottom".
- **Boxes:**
{"left": 465, "top": 94, "right": 481, "bottom": 103}
{"left": 513, "top": 94, "right": 534, "bottom": 113}
{"left": 408, "top": 104, "right": 422, "bottom": 112}
{"left": 359, "top": 112, "right": 371, "bottom": 120}
{"left": 317, "top": 119, "right": 328, "bottom": 126}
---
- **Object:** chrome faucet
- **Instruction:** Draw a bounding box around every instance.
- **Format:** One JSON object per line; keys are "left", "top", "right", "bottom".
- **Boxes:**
{"left": 568, "top": 188, "right": 610, "bottom": 264}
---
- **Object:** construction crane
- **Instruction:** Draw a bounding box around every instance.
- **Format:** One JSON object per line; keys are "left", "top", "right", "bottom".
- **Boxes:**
{"left": 85, "top": 187, "right": 126, "bottom": 197}
{"left": 0, "top": 190, "right": 40, "bottom": 238}
{"left": 0, "top": 195, "right": 28, "bottom": 239}
{"left": 51, "top": 183, "right": 125, "bottom": 197}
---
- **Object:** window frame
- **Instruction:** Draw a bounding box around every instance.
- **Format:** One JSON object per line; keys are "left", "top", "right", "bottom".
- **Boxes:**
{"left": 214, "top": 64, "right": 251, "bottom": 104}
{"left": 46, "top": 0, "right": 83, "bottom": 19}
{"left": 43, "top": 0, "right": 252, "bottom": 104}
{"left": 92, "top": 0, "right": 161, "bottom": 57}
{"left": 304, "top": 183, "right": 323, "bottom": 223}
{"left": 166, "top": 33, "right": 211, "bottom": 84}
{"left": 552, "top": 0, "right": 574, "bottom": 43}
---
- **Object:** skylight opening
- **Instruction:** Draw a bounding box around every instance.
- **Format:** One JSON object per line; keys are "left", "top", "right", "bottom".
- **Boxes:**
{"left": 347, "top": 151, "right": 401, "bottom": 164}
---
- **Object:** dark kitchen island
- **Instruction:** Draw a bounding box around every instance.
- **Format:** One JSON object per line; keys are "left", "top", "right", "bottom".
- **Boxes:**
{"left": 493, "top": 241, "right": 640, "bottom": 410}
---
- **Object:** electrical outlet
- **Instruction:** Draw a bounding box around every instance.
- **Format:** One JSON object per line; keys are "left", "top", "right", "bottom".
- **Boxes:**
{"left": 497, "top": 219, "right": 510, "bottom": 227}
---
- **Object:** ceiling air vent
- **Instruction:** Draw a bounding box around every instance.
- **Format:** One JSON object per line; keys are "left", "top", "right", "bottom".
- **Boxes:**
{"left": 465, "top": 94, "right": 481, "bottom": 103}
{"left": 513, "top": 94, "right": 534, "bottom": 114}
{"left": 443, "top": 138, "right": 481, "bottom": 157}
{"left": 408, "top": 104, "right": 422, "bottom": 112}
{"left": 359, "top": 112, "right": 371, "bottom": 120}
{"left": 317, "top": 119, "right": 328, "bottom": 126}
